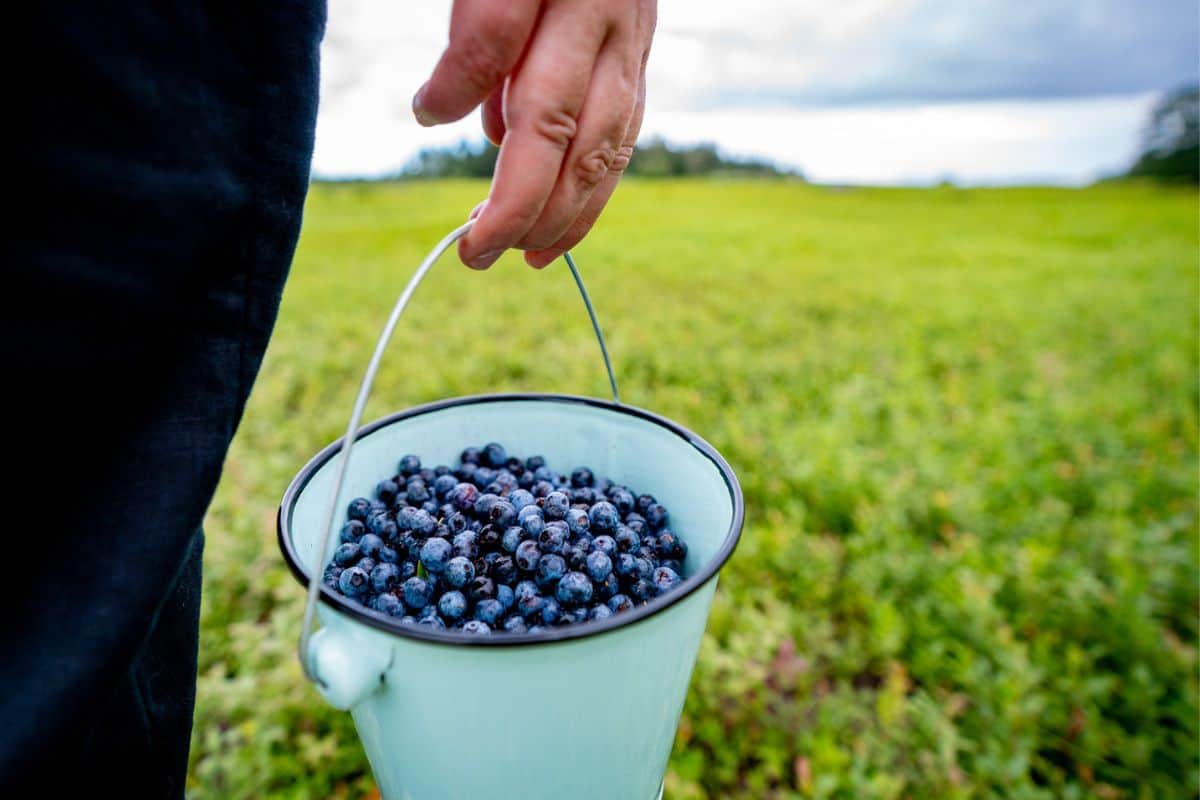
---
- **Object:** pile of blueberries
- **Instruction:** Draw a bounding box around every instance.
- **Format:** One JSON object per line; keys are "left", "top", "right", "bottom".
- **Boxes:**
{"left": 323, "top": 443, "right": 688, "bottom": 635}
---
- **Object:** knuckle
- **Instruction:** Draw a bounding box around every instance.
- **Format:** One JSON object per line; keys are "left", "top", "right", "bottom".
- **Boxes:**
{"left": 516, "top": 106, "right": 579, "bottom": 151}
{"left": 573, "top": 145, "right": 617, "bottom": 188}
{"left": 608, "top": 143, "right": 635, "bottom": 175}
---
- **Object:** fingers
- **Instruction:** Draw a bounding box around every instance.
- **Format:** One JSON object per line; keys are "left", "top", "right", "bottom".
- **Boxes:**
{"left": 482, "top": 84, "right": 506, "bottom": 146}
{"left": 524, "top": 70, "right": 646, "bottom": 269}
{"left": 514, "top": 40, "right": 639, "bottom": 253}
{"left": 413, "top": 0, "right": 541, "bottom": 127}
{"left": 458, "top": 0, "right": 608, "bottom": 268}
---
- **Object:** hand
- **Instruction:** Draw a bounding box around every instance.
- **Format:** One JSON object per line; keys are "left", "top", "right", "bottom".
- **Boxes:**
{"left": 412, "top": 0, "right": 656, "bottom": 269}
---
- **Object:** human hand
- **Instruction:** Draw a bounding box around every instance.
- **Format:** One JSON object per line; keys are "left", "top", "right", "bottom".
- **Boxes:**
{"left": 412, "top": 0, "right": 656, "bottom": 269}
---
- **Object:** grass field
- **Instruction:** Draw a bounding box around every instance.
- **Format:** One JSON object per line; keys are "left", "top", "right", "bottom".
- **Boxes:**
{"left": 188, "top": 179, "right": 1198, "bottom": 798}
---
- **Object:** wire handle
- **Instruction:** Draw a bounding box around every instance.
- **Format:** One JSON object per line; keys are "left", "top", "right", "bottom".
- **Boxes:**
{"left": 299, "top": 220, "right": 618, "bottom": 685}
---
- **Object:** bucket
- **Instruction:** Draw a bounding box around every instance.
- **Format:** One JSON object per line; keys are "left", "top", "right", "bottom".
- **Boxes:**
{"left": 277, "top": 223, "right": 744, "bottom": 799}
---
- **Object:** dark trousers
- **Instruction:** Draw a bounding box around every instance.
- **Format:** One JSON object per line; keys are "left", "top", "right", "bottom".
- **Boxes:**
{"left": 1, "top": 2, "right": 325, "bottom": 795}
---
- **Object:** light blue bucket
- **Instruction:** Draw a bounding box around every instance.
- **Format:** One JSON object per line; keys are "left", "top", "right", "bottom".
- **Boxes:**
{"left": 277, "top": 224, "right": 744, "bottom": 799}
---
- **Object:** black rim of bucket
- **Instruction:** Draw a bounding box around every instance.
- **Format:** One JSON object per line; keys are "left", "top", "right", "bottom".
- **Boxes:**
{"left": 278, "top": 393, "right": 744, "bottom": 648}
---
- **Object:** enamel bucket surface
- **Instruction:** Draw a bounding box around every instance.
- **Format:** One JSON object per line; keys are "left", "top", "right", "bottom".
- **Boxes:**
{"left": 279, "top": 393, "right": 743, "bottom": 800}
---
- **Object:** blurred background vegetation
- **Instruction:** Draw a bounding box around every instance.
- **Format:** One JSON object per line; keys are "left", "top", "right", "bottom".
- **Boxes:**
{"left": 188, "top": 169, "right": 1197, "bottom": 797}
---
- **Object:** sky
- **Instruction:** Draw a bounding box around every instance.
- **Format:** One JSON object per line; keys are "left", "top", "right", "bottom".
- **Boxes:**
{"left": 312, "top": 0, "right": 1199, "bottom": 185}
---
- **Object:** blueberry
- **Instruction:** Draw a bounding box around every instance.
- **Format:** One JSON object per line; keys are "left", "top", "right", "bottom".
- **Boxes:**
{"left": 644, "top": 503, "right": 669, "bottom": 530}
{"left": 595, "top": 572, "right": 620, "bottom": 601}
{"left": 433, "top": 473, "right": 459, "bottom": 500}
{"left": 340, "top": 520, "right": 365, "bottom": 543}
{"left": 608, "top": 487, "right": 635, "bottom": 515}
{"left": 399, "top": 561, "right": 417, "bottom": 581}
{"left": 652, "top": 566, "right": 682, "bottom": 595}
{"left": 438, "top": 590, "right": 468, "bottom": 621}
{"left": 406, "top": 480, "right": 431, "bottom": 505}
{"left": 558, "top": 608, "right": 587, "bottom": 625}
{"left": 402, "top": 577, "right": 429, "bottom": 609}
{"left": 461, "top": 446, "right": 482, "bottom": 465}
{"left": 492, "top": 555, "right": 518, "bottom": 585}
{"left": 540, "top": 597, "right": 562, "bottom": 625}
{"left": 566, "top": 544, "right": 592, "bottom": 572}
{"left": 447, "top": 482, "right": 479, "bottom": 512}
{"left": 592, "top": 535, "right": 617, "bottom": 558}
{"left": 589, "top": 603, "right": 614, "bottom": 622}
{"left": 528, "top": 625, "right": 547, "bottom": 634}
{"left": 489, "top": 500, "right": 516, "bottom": 529}
{"left": 358, "top": 558, "right": 377, "bottom": 577}
{"left": 473, "top": 466, "right": 497, "bottom": 489}
{"left": 444, "top": 510, "right": 468, "bottom": 534}
{"left": 536, "top": 553, "right": 566, "bottom": 589}
{"left": 418, "top": 615, "right": 447, "bottom": 631}
{"left": 496, "top": 583, "right": 515, "bottom": 611}
{"left": 377, "top": 545, "right": 399, "bottom": 564}
{"left": 636, "top": 544, "right": 658, "bottom": 563}
{"left": 565, "top": 508, "right": 591, "bottom": 537}
{"left": 629, "top": 579, "right": 655, "bottom": 602}
{"left": 608, "top": 594, "right": 634, "bottom": 614}
{"left": 543, "top": 491, "right": 570, "bottom": 520}
{"left": 571, "top": 487, "right": 598, "bottom": 505}
{"left": 533, "top": 465, "right": 557, "bottom": 483}
{"left": 614, "top": 552, "right": 638, "bottom": 578}
{"left": 360, "top": 533, "right": 385, "bottom": 559}
{"left": 556, "top": 572, "right": 593, "bottom": 606}
{"left": 339, "top": 567, "right": 369, "bottom": 597}
{"left": 477, "top": 525, "right": 501, "bottom": 551}
{"left": 376, "top": 518, "right": 399, "bottom": 542}
{"left": 370, "top": 562, "right": 402, "bottom": 593}
{"left": 399, "top": 615, "right": 417, "bottom": 625}
{"left": 522, "top": 454, "right": 544, "bottom": 471}
{"left": 443, "top": 556, "right": 476, "bottom": 589}
{"left": 515, "top": 540, "right": 541, "bottom": 572}
{"left": 518, "top": 470, "right": 536, "bottom": 489}
{"left": 452, "top": 531, "right": 480, "bottom": 561}
{"left": 502, "top": 615, "right": 528, "bottom": 633}
{"left": 624, "top": 514, "right": 647, "bottom": 535}
{"left": 482, "top": 442, "right": 507, "bottom": 468}
{"left": 570, "top": 466, "right": 595, "bottom": 488}
{"left": 657, "top": 531, "right": 688, "bottom": 561}
{"left": 376, "top": 479, "right": 400, "bottom": 505}
{"left": 501, "top": 525, "right": 524, "bottom": 553}
{"left": 585, "top": 551, "right": 613, "bottom": 582}
{"left": 519, "top": 505, "right": 546, "bottom": 537}
{"left": 517, "top": 591, "right": 545, "bottom": 619}
{"left": 396, "top": 506, "right": 423, "bottom": 533}
{"left": 538, "top": 524, "right": 566, "bottom": 553}
{"left": 456, "top": 461, "right": 478, "bottom": 482}
{"left": 365, "top": 512, "right": 391, "bottom": 536}
{"left": 588, "top": 501, "right": 620, "bottom": 535}
{"left": 473, "top": 492, "right": 499, "bottom": 518}
{"left": 474, "top": 598, "right": 504, "bottom": 626}
{"left": 531, "top": 480, "right": 555, "bottom": 498}
{"left": 347, "top": 498, "right": 372, "bottom": 521}
{"left": 373, "top": 593, "right": 405, "bottom": 616}
{"left": 462, "top": 620, "right": 492, "bottom": 635}
{"left": 398, "top": 454, "right": 422, "bottom": 476}
{"left": 333, "top": 542, "right": 362, "bottom": 567}
{"left": 634, "top": 557, "right": 654, "bottom": 582}
{"left": 660, "top": 558, "right": 683, "bottom": 574}
{"left": 615, "top": 526, "right": 641, "bottom": 553}
{"left": 322, "top": 564, "right": 343, "bottom": 590}
{"left": 419, "top": 537, "right": 452, "bottom": 574}
{"left": 469, "top": 576, "right": 496, "bottom": 602}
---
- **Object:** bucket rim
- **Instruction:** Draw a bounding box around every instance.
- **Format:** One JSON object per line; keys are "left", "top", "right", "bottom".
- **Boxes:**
{"left": 278, "top": 392, "right": 744, "bottom": 648}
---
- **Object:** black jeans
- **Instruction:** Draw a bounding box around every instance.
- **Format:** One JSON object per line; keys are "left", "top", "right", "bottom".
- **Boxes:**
{"left": 2, "top": 2, "right": 325, "bottom": 795}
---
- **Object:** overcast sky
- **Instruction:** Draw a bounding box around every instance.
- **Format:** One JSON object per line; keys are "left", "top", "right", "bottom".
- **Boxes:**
{"left": 313, "top": 0, "right": 1199, "bottom": 185}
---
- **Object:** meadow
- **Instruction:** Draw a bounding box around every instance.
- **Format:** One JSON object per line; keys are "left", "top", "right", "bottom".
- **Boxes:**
{"left": 188, "top": 179, "right": 1198, "bottom": 798}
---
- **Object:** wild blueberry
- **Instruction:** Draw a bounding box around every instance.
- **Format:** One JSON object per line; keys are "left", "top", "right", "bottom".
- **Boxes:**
{"left": 608, "top": 594, "right": 634, "bottom": 614}
{"left": 518, "top": 470, "right": 535, "bottom": 489}
{"left": 419, "top": 537, "right": 452, "bottom": 574}
{"left": 558, "top": 608, "right": 587, "bottom": 625}
{"left": 652, "top": 566, "right": 682, "bottom": 595}
{"left": 571, "top": 487, "right": 598, "bottom": 505}
{"left": 538, "top": 524, "right": 566, "bottom": 553}
{"left": 443, "top": 556, "right": 475, "bottom": 589}
{"left": 460, "top": 446, "right": 481, "bottom": 465}
{"left": 463, "top": 620, "right": 492, "bottom": 635}
{"left": 542, "top": 491, "right": 569, "bottom": 520}
{"left": 614, "top": 553, "right": 637, "bottom": 578}
{"left": 614, "top": 526, "right": 640, "bottom": 553}
{"left": 592, "top": 535, "right": 617, "bottom": 558}
{"left": 531, "top": 479, "right": 555, "bottom": 498}
{"left": 636, "top": 544, "right": 658, "bottom": 563}
{"left": 565, "top": 508, "right": 590, "bottom": 537}
{"left": 333, "top": 542, "right": 362, "bottom": 567}
{"left": 608, "top": 487, "right": 635, "bottom": 515}
{"left": 540, "top": 597, "right": 562, "bottom": 625}
{"left": 418, "top": 615, "right": 447, "bottom": 631}
{"left": 399, "top": 561, "right": 417, "bottom": 580}
{"left": 340, "top": 520, "right": 365, "bottom": 543}
{"left": 406, "top": 480, "right": 431, "bottom": 505}
{"left": 473, "top": 492, "right": 499, "bottom": 518}
{"left": 519, "top": 505, "right": 545, "bottom": 537}
{"left": 474, "top": 598, "right": 504, "bottom": 626}
{"left": 634, "top": 557, "right": 654, "bottom": 582}
{"left": 468, "top": 576, "right": 496, "bottom": 602}
{"left": 496, "top": 583, "right": 515, "bottom": 611}
{"left": 398, "top": 454, "right": 422, "bottom": 476}
{"left": 501, "top": 525, "right": 524, "bottom": 553}
{"left": 657, "top": 531, "right": 688, "bottom": 561}
{"left": 322, "top": 564, "right": 343, "bottom": 590}
{"left": 477, "top": 525, "right": 501, "bottom": 551}
{"left": 517, "top": 591, "right": 545, "bottom": 619}
{"left": 536, "top": 553, "right": 566, "bottom": 589}
{"left": 590, "top": 603, "right": 614, "bottom": 621}
{"left": 370, "top": 562, "right": 402, "bottom": 593}
{"left": 489, "top": 500, "right": 516, "bottom": 529}
{"left": 588, "top": 501, "right": 619, "bottom": 535}
{"left": 376, "top": 479, "right": 399, "bottom": 505}
{"left": 452, "top": 531, "right": 479, "bottom": 560}
{"left": 482, "top": 442, "right": 507, "bottom": 468}
{"left": 347, "top": 498, "right": 372, "bottom": 521}
{"left": 595, "top": 572, "right": 620, "bottom": 601}
{"left": 624, "top": 513, "right": 647, "bottom": 534}
{"left": 379, "top": 544, "right": 401, "bottom": 564}
{"left": 473, "top": 466, "right": 497, "bottom": 489}
{"left": 433, "top": 473, "right": 459, "bottom": 500}
{"left": 629, "top": 579, "right": 654, "bottom": 602}
{"left": 586, "top": 551, "right": 613, "bottom": 582}
{"left": 402, "top": 577, "right": 429, "bottom": 610}
{"left": 510, "top": 488, "right": 536, "bottom": 512}
{"left": 492, "top": 555, "right": 517, "bottom": 585}
{"left": 515, "top": 540, "right": 541, "bottom": 572}
{"left": 357, "top": 558, "right": 376, "bottom": 576}
{"left": 438, "top": 590, "right": 468, "bottom": 621}
{"left": 365, "top": 512, "right": 391, "bottom": 536}
{"left": 528, "top": 625, "right": 546, "bottom": 634}
{"left": 566, "top": 544, "right": 591, "bottom": 572}
{"left": 644, "top": 503, "right": 668, "bottom": 530}
{"left": 360, "top": 533, "right": 385, "bottom": 559}
{"left": 373, "top": 593, "right": 405, "bottom": 617}
{"left": 660, "top": 558, "right": 683, "bottom": 574}
{"left": 456, "top": 461, "right": 478, "bottom": 483}
{"left": 444, "top": 509, "right": 468, "bottom": 534}
{"left": 339, "top": 567, "right": 369, "bottom": 597}
{"left": 556, "top": 572, "right": 593, "bottom": 606}
{"left": 447, "top": 482, "right": 479, "bottom": 512}
{"left": 502, "top": 615, "right": 528, "bottom": 633}
{"left": 570, "top": 466, "right": 594, "bottom": 488}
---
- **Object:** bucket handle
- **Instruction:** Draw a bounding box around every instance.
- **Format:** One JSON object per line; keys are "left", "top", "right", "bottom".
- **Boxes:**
{"left": 299, "top": 220, "right": 619, "bottom": 688}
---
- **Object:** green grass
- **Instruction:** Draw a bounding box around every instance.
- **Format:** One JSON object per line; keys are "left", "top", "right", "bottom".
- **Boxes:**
{"left": 188, "top": 179, "right": 1199, "bottom": 798}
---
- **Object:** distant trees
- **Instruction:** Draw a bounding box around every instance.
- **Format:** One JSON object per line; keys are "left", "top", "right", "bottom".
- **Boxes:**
{"left": 396, "top": 137, "right": 796, "bottom": 180}
{"left": 1127, "top": 84, "right": 1198, "bottom": 184}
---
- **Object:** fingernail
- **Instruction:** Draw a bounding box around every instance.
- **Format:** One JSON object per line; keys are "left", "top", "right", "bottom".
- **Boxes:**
{"left": 467, "top": 249, "right": 503, "bottom": 270}
{"left": 468, "top": 199, "right": 488, "bottom": 221}
{"left": 412, "top": 84, "right": 439, "bottom": 126}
